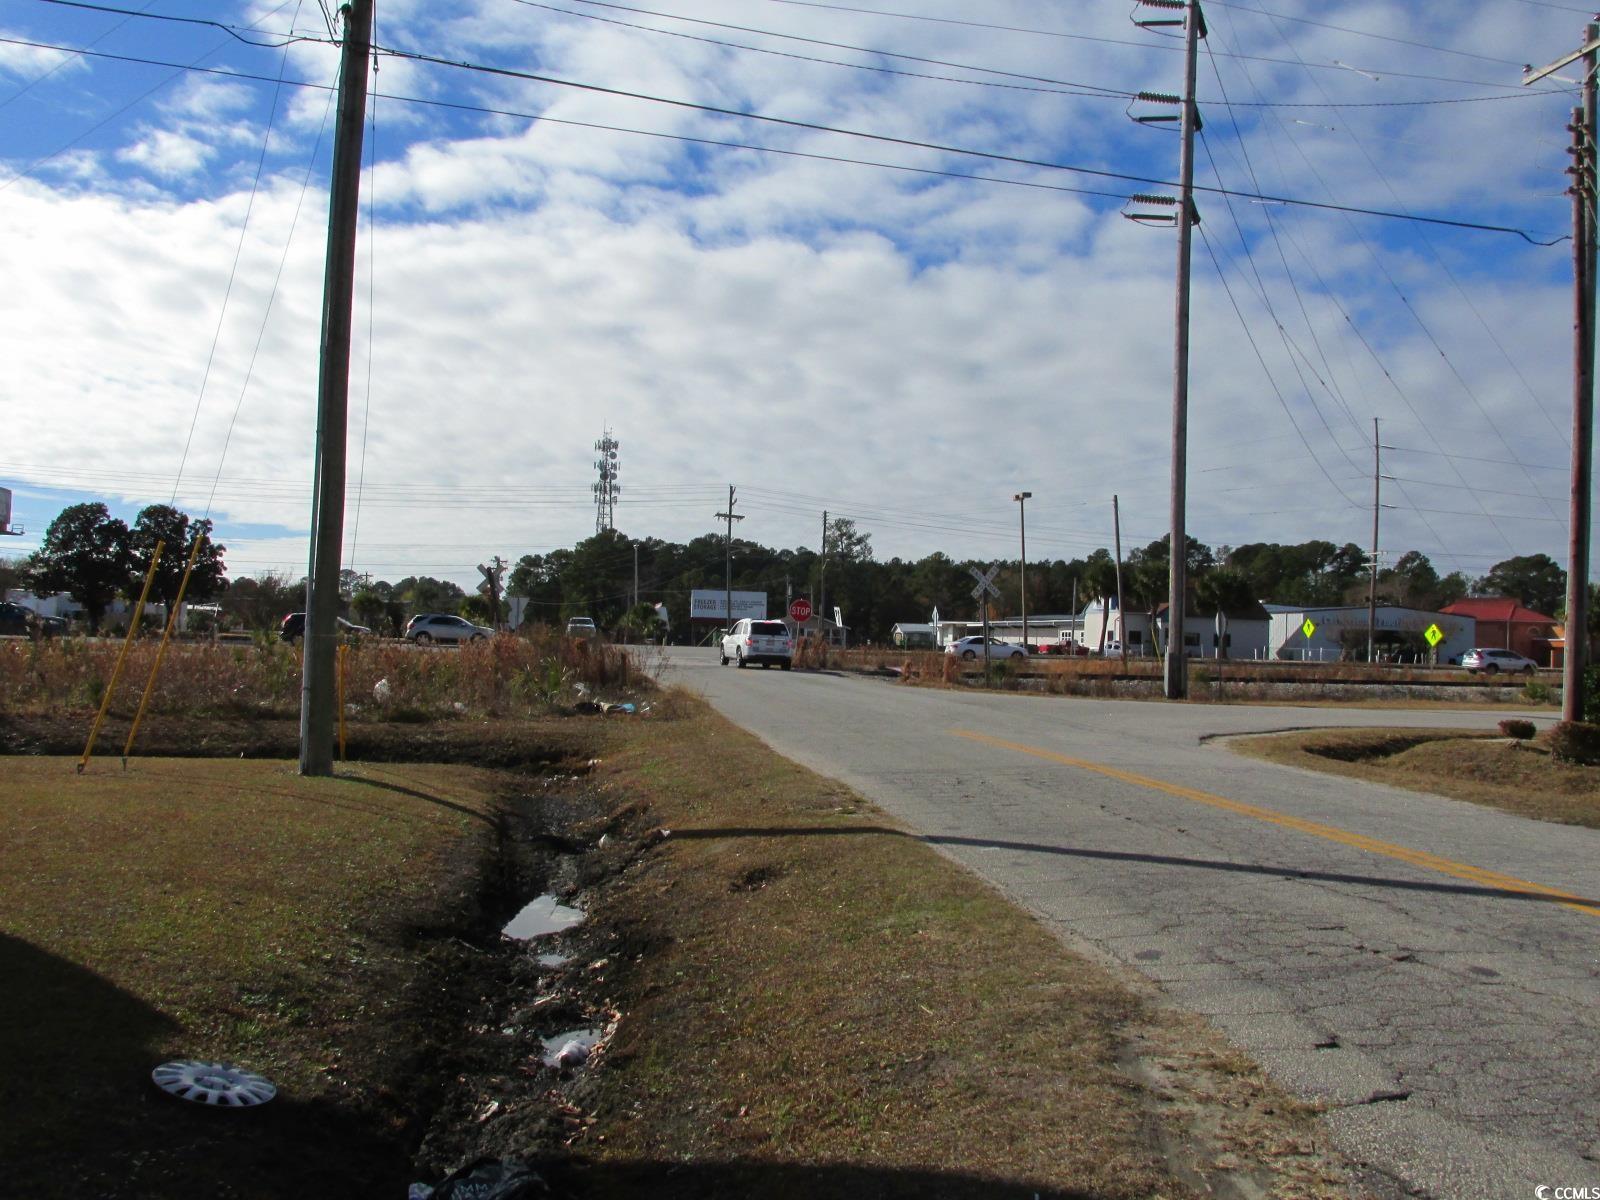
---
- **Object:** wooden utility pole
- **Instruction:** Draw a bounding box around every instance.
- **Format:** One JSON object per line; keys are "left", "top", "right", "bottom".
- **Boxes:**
{"left": 1368, "top": 418, "right": 1381, "bottom": 664}
{"left": 299, "top": 0, "right": 372, "bottom": 777}
{"left": 1164, "top": 0, "right": 1204, "bottom": 700}
{"left": 1525, "top": 21, "right": 1600, "bottom": 720}
{"left": 1113, "top": 494, "right": 1127, "bottom": 662}
{"left": 1567, "top": 38, "right": 1598, "bottom": 720}
{"left": 1013, "top": 491, "right": 1031, "bottom": 651}
{"left": 715, "top": 486, "right": 743, "bottom": 636}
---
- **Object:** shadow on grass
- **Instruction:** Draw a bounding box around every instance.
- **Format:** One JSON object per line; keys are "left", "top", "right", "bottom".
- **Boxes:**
{"left": 0, "top": 932, "right": 416, "bottom": 1197}
{"left": 546, "top": 1157, "right": 1103, "bottom": 1198}
{"left": 669, "top": 826, "right": 1600, "bottom": 911}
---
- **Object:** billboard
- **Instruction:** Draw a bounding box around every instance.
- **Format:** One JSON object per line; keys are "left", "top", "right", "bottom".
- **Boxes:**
{"left": 689, "top": 590, "right": 767, "bottom": 622}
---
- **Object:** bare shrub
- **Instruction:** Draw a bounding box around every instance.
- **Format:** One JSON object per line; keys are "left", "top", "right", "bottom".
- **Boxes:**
{"left": 1498, "top": 719, "right": 1536, "bottom": 740}
{"left": 1546, "top": 720, "right": 1600, "bottom": 765}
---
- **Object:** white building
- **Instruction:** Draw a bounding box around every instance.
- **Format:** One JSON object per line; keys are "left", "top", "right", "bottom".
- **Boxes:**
{"left": 1077, "top": 597, "right": 1272, "bottom": 659}
{"left": 1265, "top": 604, "right": 1473, "bottom": 663}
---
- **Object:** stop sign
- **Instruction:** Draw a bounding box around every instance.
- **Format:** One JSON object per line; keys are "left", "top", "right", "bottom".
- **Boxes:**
{"left": 789, "top": 598, "right": 813, "bottom": 623}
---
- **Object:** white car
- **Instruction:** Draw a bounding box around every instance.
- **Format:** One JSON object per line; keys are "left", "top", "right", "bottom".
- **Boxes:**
{"left": 566, "top": 617, "right": 598, "bottom": 638}
{"left": 721, "top": 618, "right": 794, "bottom": 669}
{"left": 945, "top": 635, "right": 1027, "bottom": 661}
{"left": 1460, "top": 647, "right": 1538, "bottom": 675}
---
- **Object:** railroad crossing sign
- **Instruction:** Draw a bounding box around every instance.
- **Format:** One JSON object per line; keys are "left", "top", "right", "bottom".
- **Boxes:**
{"left": 1301, "top": 618, "right": 1317, "bottom": 639}
{"left": 1424, "top": 623, "right": 1444, "bottom": 648}
{"left": 969, "top": 564, "right": 1001, "bottom": 602}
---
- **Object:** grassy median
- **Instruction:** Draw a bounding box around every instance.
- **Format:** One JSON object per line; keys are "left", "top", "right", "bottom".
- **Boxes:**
{"left": 1230, "top": 727, "right": 1600, "bottom": 829}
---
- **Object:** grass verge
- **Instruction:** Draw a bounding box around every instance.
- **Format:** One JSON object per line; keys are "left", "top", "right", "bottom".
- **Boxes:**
{"left": 1228, "top": 727, "right": 1600, "bottom": 829}
{"left": 0, "top": 757, "right": 512, "bottom": 1197}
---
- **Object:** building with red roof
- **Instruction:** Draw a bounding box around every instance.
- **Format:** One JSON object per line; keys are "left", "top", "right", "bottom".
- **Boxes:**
{"left": 1438, "top": 597, "right": 1558, "bottom": 664}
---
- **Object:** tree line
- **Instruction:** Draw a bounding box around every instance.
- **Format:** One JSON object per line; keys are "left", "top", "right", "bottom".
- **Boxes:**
{"left": 3, "top": 502, "right": 1577, "bottom": 643}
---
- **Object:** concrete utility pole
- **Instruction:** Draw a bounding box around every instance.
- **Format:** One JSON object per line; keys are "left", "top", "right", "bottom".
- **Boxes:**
{"left": 715, "top": 485, "right": 743, "bottom": 635}
{"left": 1526, "top": 26, "right": 1598, "bottom": 720}
{"left": 1013, "top": 491, "right": 1031, "bottom": 650}
{"left": 299, "top": 0, "right": 372, "bottom": 777}
{"left": 1165, "top": 0, "right": 1204, "bottom": 700}
{"left": 1113, "top": 494, "right": 1127, "bottom": 662}
{"left": 1368, "top": 418, "right": 1381, "bottom": 664}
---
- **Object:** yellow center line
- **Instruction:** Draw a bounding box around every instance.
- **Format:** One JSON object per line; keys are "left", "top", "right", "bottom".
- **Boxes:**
{"left": 950, "top": 729, "right": 1600, "bottom": 919}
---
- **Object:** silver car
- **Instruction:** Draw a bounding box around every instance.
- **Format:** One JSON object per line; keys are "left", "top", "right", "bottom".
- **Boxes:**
{"left": 1460, "top": 647, "right": 1538, "bottom": 675}
{"left": 404, "top": 613, "right": 492, "bottom": 645}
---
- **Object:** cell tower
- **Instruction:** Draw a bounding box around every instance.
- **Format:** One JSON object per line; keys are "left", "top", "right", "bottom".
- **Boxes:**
{"left": 592, "top": 428, "right": 620, "bottom": 534}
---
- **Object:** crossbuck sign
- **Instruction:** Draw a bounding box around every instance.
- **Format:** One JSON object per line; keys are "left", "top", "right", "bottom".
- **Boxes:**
{"left": 969, "top": 564, "right": 1001, "bottom": 602}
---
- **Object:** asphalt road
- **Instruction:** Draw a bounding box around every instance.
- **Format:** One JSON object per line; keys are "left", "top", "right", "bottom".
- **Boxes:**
{"left": 663, "top": 648, "right": 1600, "bottom": 1200}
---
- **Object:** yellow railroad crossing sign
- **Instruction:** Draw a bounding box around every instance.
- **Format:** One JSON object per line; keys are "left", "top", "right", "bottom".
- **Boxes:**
{"left": 1301, "top": 618, "right": 1316, "bottom": 639}
{"left": 1424, "top": 623, "right": 1444, "bottom": 647}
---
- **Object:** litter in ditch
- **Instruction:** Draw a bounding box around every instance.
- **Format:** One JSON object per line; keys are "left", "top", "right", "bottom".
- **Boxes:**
{"left": 541, "top": 1028, "right": 603, "bottom": 1070}
{"left": 502, "top": 894, "right": 585, "bottom": 940}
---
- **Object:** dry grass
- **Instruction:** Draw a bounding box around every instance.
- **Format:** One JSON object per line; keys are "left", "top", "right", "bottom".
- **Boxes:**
{"left": 0, "top": 630, "right": 652, "bottom": 720}
{"left": 577, "top": 705, "right": 1346, "bottom": 1197}
{"left": 0, "top": 757, "right": 507, "bottom": 1196}
{"left": 1231, "top": 727, "right": 1600, "bottom": 829}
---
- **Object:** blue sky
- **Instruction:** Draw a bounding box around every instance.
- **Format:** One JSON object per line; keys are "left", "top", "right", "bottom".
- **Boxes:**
{"left": 0, "top": 0, "right": 1592, "bottom": 589}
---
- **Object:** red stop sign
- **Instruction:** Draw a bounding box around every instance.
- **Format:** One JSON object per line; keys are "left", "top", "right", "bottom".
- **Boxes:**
{"left": 789, "top": 598, "right": 813, "bottom": 623}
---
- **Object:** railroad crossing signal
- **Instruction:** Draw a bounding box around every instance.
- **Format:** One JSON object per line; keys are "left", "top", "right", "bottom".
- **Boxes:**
{"left": 1424, "top": 623, "right": 1444, "bottom": 648}
{"left": 1301, "top": 618, "right": 1316, "bottom": 639}
{"left": 969, "top": 563, "right": 1001, "bottom": 602}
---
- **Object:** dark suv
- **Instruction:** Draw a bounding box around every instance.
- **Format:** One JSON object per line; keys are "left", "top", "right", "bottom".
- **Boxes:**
{"left": 279, "top": 612, "right": 373, "bottom": 644}
{"left": 0, "top": 601, "right": 37, "bottom": 637}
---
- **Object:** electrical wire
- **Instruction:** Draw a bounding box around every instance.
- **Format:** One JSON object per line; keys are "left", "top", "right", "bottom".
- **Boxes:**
{"left": 508, "top": 0, "right": 1133, "bottom": 99}
{"left": 28, "top": 0, "right": 314, "bottom": 48}
{"left": 374, "top": 38, "right": 1567, "bottom": 242}
{"left": 0, "top": 0, "right": 158, "bottom": 111}
{"left": 171, "top": 9, "right": 303, "bottom": 509}
{"left": 747, "top": 0, "right": 1552, "bottom": 92}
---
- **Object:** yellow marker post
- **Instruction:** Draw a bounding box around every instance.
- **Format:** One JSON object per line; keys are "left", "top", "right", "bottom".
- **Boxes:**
{"left": 123, "top": 532, "right": 206, "bottom": 765}
{"left": 79, "top": 539, "right": 164, "bottom": 773}
{"left": 337, "top": 643, "right": 347, "bottom": 761}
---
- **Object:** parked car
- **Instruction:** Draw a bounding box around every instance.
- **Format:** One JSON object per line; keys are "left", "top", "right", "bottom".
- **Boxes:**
{"left": 720, "top": 618, "right": 794, "bottom": 669}
{"left": 37, "top": 614, "right": 67, "bottom": 638}
{"left": 566, "top": 617, "right": 598, "bottom": 638}
{"left": 403, "top": 612, "right": 491, "bottom": 645}
{"left": 0, "top": 601, "right": 37, "bottom": 637}
{"left": 1460, "top": 647, "right": 1538, "bottom": 675}
{"left": 1101, "top": 639, "right": 1151, "bottom": 658}
{"left": 945, "top": 635, "right": 1027, "bottom": 661}
{"left": 279, "top": 612, "right": 374, "bottom": 644}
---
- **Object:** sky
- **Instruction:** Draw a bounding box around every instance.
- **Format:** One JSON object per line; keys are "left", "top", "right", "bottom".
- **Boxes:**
{"left": 0, "top": 0, "right": 1594, "bottom": 592}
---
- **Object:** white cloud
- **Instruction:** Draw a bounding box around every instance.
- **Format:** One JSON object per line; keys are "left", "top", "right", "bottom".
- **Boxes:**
{"left": 0, "top": 0, "right": 1590, "bottom": 589}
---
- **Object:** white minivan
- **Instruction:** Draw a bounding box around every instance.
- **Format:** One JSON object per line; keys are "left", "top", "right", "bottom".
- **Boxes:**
{"left": 720, "top": 619, "right": 794, "bottom": 669}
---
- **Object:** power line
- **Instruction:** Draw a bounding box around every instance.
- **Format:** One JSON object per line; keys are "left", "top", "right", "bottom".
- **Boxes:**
{"left": 543, "top": 0, "right": 1573, "bottom": 108}
{"left": 748, "top": 0, "right": 1551, "bottom": 92}
{"left": 28, "top": 0, "right": 313, "bottom": 48}
{"left": 509, "top": 0, "right": 1132, "bottom": 99}
{"left": 374, "top": 38, "right": 1566, "bottom": 242}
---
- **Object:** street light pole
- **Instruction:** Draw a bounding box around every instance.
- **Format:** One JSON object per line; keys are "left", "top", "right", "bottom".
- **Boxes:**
{"left": 1013, "top": 492, "right": 1032, "bottom": 651}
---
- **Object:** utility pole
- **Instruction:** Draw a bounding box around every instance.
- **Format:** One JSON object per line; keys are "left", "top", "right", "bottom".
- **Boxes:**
{"left": 1368, "top": 418, "right": 1381, "bottom": 664}
{"left": 1165, "top": 0, "right": 1204, "bottom": 700}
{"left": 299, "top": 0, "right": 372, "bottom": 777}
{"left": 819, "top": 509, "right": 829, "bottom": 641}
{"left": 1526, "top": 19, "right": 1600, "bottom": 720}
{"left": 1113, "top": 494, "right": 1127, "bottom": 662}
{"left": 715, "top": 485, "right": 744, "bottom": 636}
{"left": 633, "top": 543, "right": 639, "bottom": 611}
{"left": 1013, "top": 491, "right": 1032, "bottom": 651}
